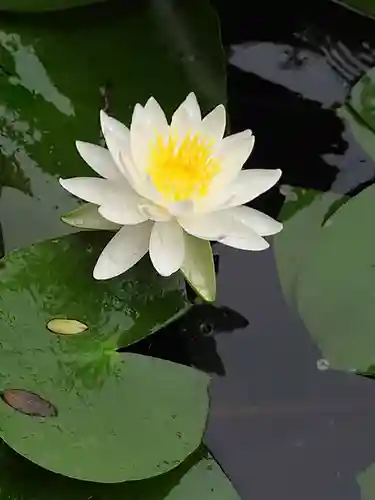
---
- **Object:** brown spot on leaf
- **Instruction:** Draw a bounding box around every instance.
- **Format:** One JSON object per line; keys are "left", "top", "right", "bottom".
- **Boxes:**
{"left": 2, "top": 389, "right": 57, "bottom": 417}
{"left": 47, "top": 318, "right": 88, "bottom": 335}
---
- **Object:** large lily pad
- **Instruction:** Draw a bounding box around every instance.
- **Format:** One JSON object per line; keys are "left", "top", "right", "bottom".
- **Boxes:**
{"left": 0, "top": 231, "right": 190, "bottom": 350}
{"left": 274, "top": 187, "right": 345, "bottom": 305}
{"left": 296, "top": 184, "right": 375, "bottom": 372}
{"left": 0, "top": 0, "right": 106, "bottom": 11}
{"left": 0, "top": 442, "right": 240, "bottom": 500}
{"left": 0, "top": 231, "right": 209, "bottom": 483}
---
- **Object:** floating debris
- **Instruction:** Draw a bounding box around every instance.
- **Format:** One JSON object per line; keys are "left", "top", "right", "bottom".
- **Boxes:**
{"left": 2, "top": 389, "right": 57, "bottom": 417}
{"left": 47, "top": 318, "right": 88, "bottom": 335}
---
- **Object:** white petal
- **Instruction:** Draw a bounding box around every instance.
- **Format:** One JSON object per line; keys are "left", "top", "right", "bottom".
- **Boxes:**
{"left": 75, "top": 141, "right": 121, "bottom": 180}
{"left": 130, "top": 103, "right": 144, "bottom": 133}
{"left": 138, "top": 202, "right": 171, "bottom": 222}
{"left": 149, "top": 220, "right": 185, "bottom": 276}
{"left": 144, "top": 97, "right": 169, "bottom": 136}
{"left": 166, "top": 200, "right": 195, "bottom": 217}
{"left": 100, "top": 110, "right": 130, "bottom": 170}
{"left": 230, "top": 206, "right": 283, "bottom": 236}
{"left": 179, "top": 210, "right": 243, "bottom": 240}
{"left": 179, "top": 206, "right": 280, "bottom": 246}
{"left": 180, "top": 234, "right": 216, "bottom": 302}
{"left": 117, "top": 149, "right": 156, "bottom": 201}
{"left": 220, "top": 227, "right": 269, "bottom": 251}
{"left": 99, "top": 200, "right": 147, "bottom": 225}
{"left": 201, "top": 104, "right": 226, "bottom": 141}
{"left": 99, "top": 111, "right": 146, "bottom": 195}
{"left": 81, "top": 176, "right": 145, "bottom": 225}
{"left": 59, "top": 178, "right": 143, "bottom": 223}
{"left": 214, "top": 130, "right": 255, "bottom": 183}
{"left": 100, "top": 110, "right": 130, "bottom": 139}
{"left": 129, "top": 104, "right": 145, "bottom": 169}
{"left": 171, "top": 92, "right": 201, "bottom": 137}
{"left": 223, "top": 169, "right": 282, "bottom": 208}
{"left": 128, "top": 99, "right": 172, "bottom": 205}
{"left": 61, "top": 203, "right": 121, "bottom": 230}
{"left": 130, "top": 100, "right": 169, "bottom": 176}
{"left": 60, "top": 177, "right": 118, "bottom": 205}
{"left": 93, "top": 222, "right": 153, "bottom": 280}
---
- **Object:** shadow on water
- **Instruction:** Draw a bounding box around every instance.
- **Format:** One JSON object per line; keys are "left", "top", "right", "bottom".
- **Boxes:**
{"left": 132, "top": 1, "right": 375, "bottom": 498}
{"left": 125, "top": 302, "right": 249, "bottom": 376}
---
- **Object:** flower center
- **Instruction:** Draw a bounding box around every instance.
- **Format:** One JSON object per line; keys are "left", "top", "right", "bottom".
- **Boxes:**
{"left": 147, "top": 132, "right": 221, "bottom": 202}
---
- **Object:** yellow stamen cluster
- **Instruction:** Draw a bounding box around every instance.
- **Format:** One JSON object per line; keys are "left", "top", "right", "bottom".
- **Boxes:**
{"left": 148, "top": 132, "right": 220, "bottom": 202}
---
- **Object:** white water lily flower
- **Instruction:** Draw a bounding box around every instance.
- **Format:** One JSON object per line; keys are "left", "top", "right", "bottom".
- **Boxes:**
{"left": 60, "top": 93, "right": 282, "bottom": 298}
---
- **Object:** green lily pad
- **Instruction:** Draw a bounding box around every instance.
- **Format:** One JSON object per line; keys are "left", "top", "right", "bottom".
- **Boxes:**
{"left": 0, "top": 231, "right": 209, "bottom": 483}
{"left": 277, "top": 186, "right": 322, "bottom": 222}
{"left": 274, "top": 188, "right": 345, "bottom": 305}
{"left": 0, "top": 353, "right": 209, "bottom": 483}
{"left": 296, "top": 184, "right": 375, "bottom": 372}
{"left": 358, "top": 462, "right": 375, "bottom": 500}
{"left": 0, "top": 0, "right": 106, "bottom": 11}
{"left": 0, "top": 442, "right": 240, "bottom": 500}
{"left": 0, "top": 231, "right": 190, "bottom": 349}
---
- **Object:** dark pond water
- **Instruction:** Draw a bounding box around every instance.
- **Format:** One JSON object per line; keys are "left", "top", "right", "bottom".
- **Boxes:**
{"left": 3, "top": 0, "right": 375, "bottom": 498}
